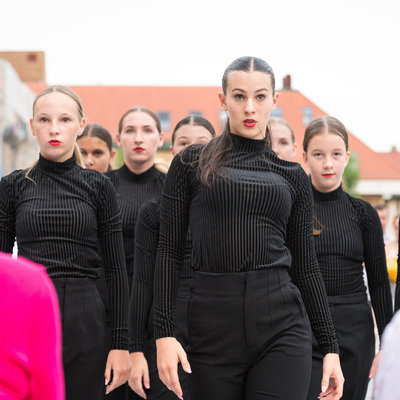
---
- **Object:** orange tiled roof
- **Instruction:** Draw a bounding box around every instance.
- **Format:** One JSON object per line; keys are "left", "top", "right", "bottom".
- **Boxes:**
{"left": 27, "top": 83, "right": 400, "bottom": 181}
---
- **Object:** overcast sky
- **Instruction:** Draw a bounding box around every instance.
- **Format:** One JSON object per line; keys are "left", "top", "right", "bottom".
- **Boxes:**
{"left": 1, "top": 0, "right": 399, "bottom": 151}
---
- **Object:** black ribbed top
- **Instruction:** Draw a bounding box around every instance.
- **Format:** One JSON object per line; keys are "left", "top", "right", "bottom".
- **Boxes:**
{"left": 396, "top": 229, "right": 400, "bottom": 311}
{"left": 312, "top": 185, "right": 393, "bottom": 338}
{"left": 154, "top": 133, "right": 339, "bottom": 355}
{"left": 130, "top": 196, "right": 193, "bottom": 352}
{"left": 106, "top": 165, "right": 165, "bottom": 289}
{"left": 0, "top": 154, "right": 129, "bottom": 349}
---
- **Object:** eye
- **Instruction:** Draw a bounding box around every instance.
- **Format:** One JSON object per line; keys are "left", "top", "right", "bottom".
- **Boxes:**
{"left": 333, "top": 152, "right": 342, "bottom": 157}
{"left": 234, "top": 94, "right": 244, "bottom": 100}
{"left": 144, "top": 128, "right": 154, "bottom": 134}
{"left": 39, "top": 117, "right": 48, "bottom": 122}
{"left": 80, "top": 149, "right": 87, "bottom": 156}
{"left": 93, "top": 150, "right": 104, "bottom": 156}
{"left": 178, "top": 141, "right": 187, "bottom": 146}
{"left": 124, "top": 128, "right": 134, "bottom": 134}
{"left": 313, "top": 152, "right": 322, "bottom": 158}
{"left": 279, "top": 139, "right": 289, "bottom": 146}
{"left": 256, "top": 94, "right": 266, "bottom": 101}
{"left": 61, "top": 117, "right": 70, "bottom": 123}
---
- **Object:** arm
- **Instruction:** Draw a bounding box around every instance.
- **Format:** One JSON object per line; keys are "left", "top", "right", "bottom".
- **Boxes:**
{"left": 29, "top": 269, "right": 65, "bottom": 400}
{"left": 395, "top": 229, "right": 400, "bottom": 312}
{"left": 129, "top": 200, "right": 160, "bottom": 398}
{"left": 153, "top": 152, "right": 194, "bottom": 398}
{"left": 286, "top": 172, "right": 343, "bottom": 399}
{"left": 96, "top": 178, "right": 131, "bottom": 393}
{"left": 363, "top": 203, "right": 393, "bottom": 338}
{"left": 0, "top": 176, "right": 16, "bottom": 253}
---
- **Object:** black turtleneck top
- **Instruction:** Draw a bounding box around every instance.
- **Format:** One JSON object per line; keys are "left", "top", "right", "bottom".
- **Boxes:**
{"left": 154, "top": 133, "right": 339, "bottom": 355}
{"left": 311, "top": 185, "right": 393, "bottom": 338}
{"left": 396, "top": 231, "right": 400, "bottom": 312}
{"left": 0, "top": 155, "right": 129, "bottom": 349}
{"left": 106, "top": 164, "right": 165, "bottom": 289}
{"left": 130, "top": 196, "right": 193, "bottom": 353}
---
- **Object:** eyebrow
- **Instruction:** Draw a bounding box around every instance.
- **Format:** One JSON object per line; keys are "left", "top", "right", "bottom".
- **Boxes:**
{"left": 231, "top": 88, "right": 268, "bottom": 93}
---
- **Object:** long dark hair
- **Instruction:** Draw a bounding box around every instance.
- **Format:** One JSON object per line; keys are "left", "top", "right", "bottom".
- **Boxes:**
{"left": 172, "top": 115, "right": 216, "bottom": 144}
{"left": 197, "top": 56, "right": 275, "bottom": 186}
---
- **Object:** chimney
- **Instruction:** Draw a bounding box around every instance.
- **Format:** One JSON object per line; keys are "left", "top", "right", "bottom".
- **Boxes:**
{"left": 391, "top": 145, "right": 398, "bottom": 153}
{"left": 283, "top": 74, "right": 291, "bottom": 90}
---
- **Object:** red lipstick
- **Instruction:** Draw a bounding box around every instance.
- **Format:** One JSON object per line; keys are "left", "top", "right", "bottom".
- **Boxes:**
{"left": 243, "top": 119, "right": 256, "bottom": 128}
{"left": 134, "top": 147, "right": 144, "bottom": 152}
{"left": 322, "top": 174, "right": 334, "bottom": 178}
{"left": 49, "top": 140, "right": 61, "bottom": 146}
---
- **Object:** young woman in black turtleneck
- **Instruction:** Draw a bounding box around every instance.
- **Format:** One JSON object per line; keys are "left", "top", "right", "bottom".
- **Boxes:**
{"left": 128, "top": 116, "right": 215, "bottom": 400}
{"left": 303, "top": 116, "right": 393, "bottom": 400}
{"left": 0, "top": 86, "right": 131, "bottom": 399}
{"left": 106, "top": 107, "right": 165, "bottom": 291}
{"left": 153, "top": 57, "right": 344, "bottom": 400}
{"left": 106, "top": 107, "right": 165, "bottom": 400}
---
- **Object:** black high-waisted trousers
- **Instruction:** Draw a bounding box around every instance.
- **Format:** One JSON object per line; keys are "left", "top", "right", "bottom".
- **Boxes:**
{"left": 186, "top": 268, "right": 312, "bottom": 400}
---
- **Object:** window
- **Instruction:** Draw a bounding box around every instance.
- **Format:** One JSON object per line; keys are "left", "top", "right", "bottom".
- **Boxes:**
{"left": 302, "top": 107, "right": 313, "bottom": 126}
{"left": 189, "top": 111, "right": 202, "bottom": 117}
{"left": 27, "top": 53, "right": 37, "bottom": 62}
{"left": 157, "top": 112, "right": 171, "bottom": 131}
{"left": 270, "top": 108, "right": 282, "bottom": 118}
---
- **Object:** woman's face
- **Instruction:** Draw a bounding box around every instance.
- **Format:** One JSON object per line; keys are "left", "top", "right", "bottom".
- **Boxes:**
{"left": 77, "top": 136, "right": 115, "bottom": 173}
{"left": 171, "top": 124, "right": 214, "bottom": 155}
{"left": 219, "top": 70, "right": 278, "bottom": 140}
{"left": 270, "top": 123, "right": 297, "bottom": 161}
{"left": 303, "top": 132, "right": 350, "bottom": 193}
{"left": 30, "top": 92, "right": 85, "bottom": 163}
{"left": 118, "top": 111, "right": 163, "bottom": 170}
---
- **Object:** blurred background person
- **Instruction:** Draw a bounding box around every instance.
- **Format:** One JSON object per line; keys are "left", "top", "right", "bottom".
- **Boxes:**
{"left": 269, "top": 117, "right": 297, "bottom": 161}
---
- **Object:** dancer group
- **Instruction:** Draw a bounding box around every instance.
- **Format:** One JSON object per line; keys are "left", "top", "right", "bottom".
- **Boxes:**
{"left": 0, "top": 56, "right": 396, "bottom": 400}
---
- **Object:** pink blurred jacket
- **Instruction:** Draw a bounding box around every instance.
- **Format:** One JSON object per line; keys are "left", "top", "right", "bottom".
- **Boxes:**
{"left": 0, "top": 252, "right": 64, "bottom": 399}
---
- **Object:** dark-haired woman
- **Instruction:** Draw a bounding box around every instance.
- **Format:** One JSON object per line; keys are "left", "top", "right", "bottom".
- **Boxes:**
{"left": 106, "top": 107, "right": 165, "bottom": 400}
{"left": 77, "top": 123, "right": 116, "bottom": 173}
{"left": 0, "top": 86, "right": 131, "bottom": 399}
{"left": 129, "top": 116, "right": 215, "bottom": 399}
{"left": 303, "top": 116, "right": 393, "bottom": 400}
{"left": 154, "top": 57, "right": 344, "bottom": 400}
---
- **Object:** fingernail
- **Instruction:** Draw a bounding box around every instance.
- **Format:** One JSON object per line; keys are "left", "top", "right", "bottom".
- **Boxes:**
{"left": 105, "top": 378, "right": 108, "bottom": 386}
{"left": 145, "top": 384, "right": 150, "bottom": 389}
{"left": 186, "top": 368, "right": 192, "bottom": 374}
{"left": 321, "top": 386, "right": 327, "bottom": 392}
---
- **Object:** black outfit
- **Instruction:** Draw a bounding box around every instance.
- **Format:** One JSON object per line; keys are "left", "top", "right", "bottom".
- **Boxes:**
{"left": 106, "top": 164, "right": 165, "bottom": 289}
{"left": 0, "top": 155, "right": 129, "bottom": 400}
{"left": 130, "top": 197, "right": 191, "bottom": 399}
{"left": 307, "top": 185, "right": 393, "bottom": 400}
{"left": 154, "top": 134, "right": 339, "bottom": 399}
{"left": 106, "top": 164, "right": 165, "bottom": 400}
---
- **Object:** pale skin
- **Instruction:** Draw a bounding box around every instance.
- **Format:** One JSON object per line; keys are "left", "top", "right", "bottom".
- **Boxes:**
{"left": 117, "top": 111, "right": 164, "bottom": 175}
{"left": 303, "top": 130, "right": 380, "bottom": 383}
{"left": 77, "top": 135, "right": 116, "bottom": 173}
{"left": 270, "top": 121, "right": 297, "bottom": 161}
{"left": 129, "top": 123, "right": 214, "bottom": 399}
{"left": 157, "top": 71, "right": 344, "bottom": 400}
{"left": 31, "top": 91, "right": 131, "bottom": 394}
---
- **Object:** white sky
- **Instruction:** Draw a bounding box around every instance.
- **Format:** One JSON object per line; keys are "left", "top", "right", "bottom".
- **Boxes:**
{"left": 1, "top": 0, "right": 399, "bottom": 151}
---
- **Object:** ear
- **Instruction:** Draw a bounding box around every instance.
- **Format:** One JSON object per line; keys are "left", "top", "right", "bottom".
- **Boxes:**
{"left": 292, "top": 142, "right": 298, "bottom": 157}
{"left": 219, "top": 92, "right": 228, "bottom": 111}
{"left": 170, "top": 145, "right": 173, "bottom": 153}
{"left": 110, "top": 149, "right": 116, "bottom": 163}
{"left": 272, "top": 91, "right": 279, "bottom": 110}
{"left": 345, "top": 151, "right": 350, "bottom": 166}
{"left": 79, "top": 118, "right": 86, "bottom": 135}
{"left": 116, "top": 133, "right": 121, "bottom": 147}
{"left": 302, "top": 150, "right": 308, "bottom": 165}
{"left": 30, "top": 118, "right": 35, "bottom": 136}
{"left": 158, "top": 132, "right": 164, "bottom": 148}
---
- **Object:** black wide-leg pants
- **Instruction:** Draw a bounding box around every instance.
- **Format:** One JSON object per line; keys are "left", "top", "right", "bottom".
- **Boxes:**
{"left": 186, "top": 268, "right": 312, "bottom": 400}
{"left": 53, "top": 277, "right": 108, "bottom": 400}
{"left": 307, "top": 293, "right": 375, "bottom": 400}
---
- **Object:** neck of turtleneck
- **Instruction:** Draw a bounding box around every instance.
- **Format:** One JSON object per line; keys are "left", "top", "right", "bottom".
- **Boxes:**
{"left": 37, "top": 154, "right": 77, "bottom": 173}
{"left": 230, "top": 132, "right": 270, "bottom": 153}
{"left": 312, "top": 184, "right": 345, "bottom": 202}
{"left": 120, "top": 163, "right": 157, "bottom": 182}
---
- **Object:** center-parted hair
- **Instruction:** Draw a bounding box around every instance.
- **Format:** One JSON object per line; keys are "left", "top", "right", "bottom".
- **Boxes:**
{"left": 197, "top": 56, "right": 276, "bottom": 187}
{"left": 172, "top": 115, "right": 216, "bottom": 144}
{"left": 118, "top": 107, "right": 162, "bottom": 135}
{"left": 303, "top": 116, "right": 349, "bottom": 152}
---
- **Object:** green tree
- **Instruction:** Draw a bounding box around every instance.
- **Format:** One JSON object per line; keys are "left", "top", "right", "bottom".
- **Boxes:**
{"left": 343, "top": 152, "right": 360, "bottom": 197}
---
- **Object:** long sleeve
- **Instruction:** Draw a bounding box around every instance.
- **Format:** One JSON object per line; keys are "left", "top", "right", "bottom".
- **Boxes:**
{"left": 154, "top": 153, "right": 192, "bottom": 339}
{"left": 0, "top": 174, "right": 17, "bottom": 252}
{"left": 362, "top": 204, "right": 393, "bottom": 338}
{"left": 395, "top": 229, "right": 400, "bottom": 312}
{"left": 286, "top": 172, "right": 338, "bottom": 355}
{"left": 130, "top": 199, "right": 160, "bottom": 352}
{"left": 97, "top": 178, "right": 129, "bottom": 349}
